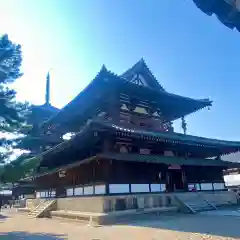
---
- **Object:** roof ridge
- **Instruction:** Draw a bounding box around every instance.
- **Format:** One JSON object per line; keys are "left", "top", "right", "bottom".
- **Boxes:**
{"left": 140, "top": 58, "right": 165, "bottom": 91}
{"left": 121, "top": 58, "right": 165, "bottom": 91}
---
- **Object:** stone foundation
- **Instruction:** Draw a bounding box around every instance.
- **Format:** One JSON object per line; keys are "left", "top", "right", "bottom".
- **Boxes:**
{"left": 50, "top": 206, "right": 178, "bottom": 225}
{"left": 25, "top": 191, "right": 237, "bottom": 214}
{"left": 26, "top": 193, "right": 176, "bottom": 213}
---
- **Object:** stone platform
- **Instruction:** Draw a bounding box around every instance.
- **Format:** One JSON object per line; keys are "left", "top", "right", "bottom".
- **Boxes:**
{"left": 21, "top": 191, "right": 238, "bottom": 224}
{"left": 50, "top": 206, "right": 178, "bottom": 225}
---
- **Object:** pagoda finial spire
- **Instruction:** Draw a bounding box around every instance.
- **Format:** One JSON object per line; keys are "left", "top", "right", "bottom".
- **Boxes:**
{"left": 45, "top": 71, "right": 50, "bottom": 105}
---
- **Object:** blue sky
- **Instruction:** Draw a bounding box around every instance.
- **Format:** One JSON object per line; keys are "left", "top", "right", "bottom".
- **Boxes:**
{"left": 0, "top": 0, "right": 239, "bottom": 140}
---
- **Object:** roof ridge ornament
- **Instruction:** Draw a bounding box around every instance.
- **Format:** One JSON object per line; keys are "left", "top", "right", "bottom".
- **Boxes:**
{"left": 100, "top": 64, "right": 108, "bottom": 72}
{"left": 97, "top": 64, "right": 120, "bottom": 82}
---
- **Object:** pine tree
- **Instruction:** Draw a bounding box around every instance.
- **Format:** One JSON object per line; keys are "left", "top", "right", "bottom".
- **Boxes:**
{"left": 0, "top": 34, "right": 27, "bottom": 163}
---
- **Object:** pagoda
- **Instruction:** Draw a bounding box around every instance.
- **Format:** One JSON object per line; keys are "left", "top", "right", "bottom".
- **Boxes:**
{"left": 19, "top": 72, "right": 60, "bottom": 154}
{"left": 29, "top": 72, "right": 59, "bottom": 126}
{"left": 7, "top": 73, "right": 60, "bottom": 199}
{"left": 23, "top": 59, "right": 240, "bottom": 214}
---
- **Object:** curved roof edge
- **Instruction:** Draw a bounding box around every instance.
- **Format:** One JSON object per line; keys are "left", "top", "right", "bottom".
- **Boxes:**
{"left": 193, "top": 0, "right": 240, "bottom": 32}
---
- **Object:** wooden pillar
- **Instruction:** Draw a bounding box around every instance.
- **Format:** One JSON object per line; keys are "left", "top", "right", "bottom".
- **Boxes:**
{"left": 108, "top": 89, "right": 120, "bottom": 122}
{"left": 103, "top": 136, "right": 114, "bottom": 153}
{"left": 105, "top": 159, "right": 112, "bottom": 195}
{"left": 182, "top": 171, "right": 188, "bottom": 191}
{"left": 106, "top": 183, "right": 109, "bottom": 195}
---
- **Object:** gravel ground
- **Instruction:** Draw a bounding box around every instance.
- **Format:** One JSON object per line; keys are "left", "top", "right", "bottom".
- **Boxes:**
{"left": 1, "top": 209, "right": 240, "bottom": 240}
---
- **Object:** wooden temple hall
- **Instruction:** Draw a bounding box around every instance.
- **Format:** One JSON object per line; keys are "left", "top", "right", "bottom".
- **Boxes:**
{"left": 27, "top": 59, "right": 240, "bottom": 200}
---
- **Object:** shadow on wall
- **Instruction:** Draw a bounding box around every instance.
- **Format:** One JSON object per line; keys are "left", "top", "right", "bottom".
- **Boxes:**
{"left": 0, "top": 231, "right": 66, "bottom": 239}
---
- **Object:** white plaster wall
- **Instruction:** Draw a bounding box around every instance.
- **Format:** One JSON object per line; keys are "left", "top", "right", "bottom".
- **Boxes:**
{"left": 150, "top": 184, "right": 161, "bottom": 192}
{"left": 84, "top": 186, "right": 94, "bottom": 195}
{"left": 95, "top": 185, "right": 106, "bottom": 195}
{"left": 109, "top": 184, "right": 129, "bottom": 194}
{"left": 131, "top": 184, "right": 149, "bottom": 193}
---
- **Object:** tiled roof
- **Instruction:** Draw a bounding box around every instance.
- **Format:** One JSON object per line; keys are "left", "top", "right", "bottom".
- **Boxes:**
{"left": 41, "top": 61, "right": 212, "bottom": 128}
{"left": 98, "top": 121, "right": 240, "bottom": 149}
{"left": 26, "top": 152, "right": 240, "bottom": 179}
{"left": 99, "top": 152, "right": 239, "bottom": 167}
{"left": 121, "top": 58, "right": 165, "bottom": 90}
{"left": 30, "top": 120, "right": 240, "bottom": 160}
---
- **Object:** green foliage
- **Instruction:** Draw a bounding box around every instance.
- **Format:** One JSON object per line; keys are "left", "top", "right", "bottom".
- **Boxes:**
{"left": 0, "top": 34, "right": 29, "bottom": 163}
{"left": 0, "top": 154, "right": 40, "bottom": 183}
{"left": 0, "top": 34, "right": 22, "bottom": 83}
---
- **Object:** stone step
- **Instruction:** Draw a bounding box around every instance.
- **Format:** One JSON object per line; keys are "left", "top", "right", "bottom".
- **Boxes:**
{"left": 178, "top": 196, "right": 217, "bottom": 213}
{"left": 28, "top": 200, "right": 56, "bottom": 218}
{"left": 192, "top": 206, "right": 214, "bottom": 211}
{"left": 188, "top": 203, "right": 215, "bottom": 212}
{"left": 191, "top": 204, "right": 210, "bottom": 208}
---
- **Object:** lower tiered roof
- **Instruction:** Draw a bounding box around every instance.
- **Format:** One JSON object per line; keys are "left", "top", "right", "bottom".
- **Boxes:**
{"left": 97, "top": 121, "right": 240, "bottom": 149}
{"left": 39, "top": 120, "right": 240, "bottom": 156}
{"left": 24, "top": 153, "right": 239, "bottom": 180}
{"left": 99, "top": 153, "right": 236, "bottom": 167}
{"left": 20, "top": 120, "right": 240, "bottom": 173}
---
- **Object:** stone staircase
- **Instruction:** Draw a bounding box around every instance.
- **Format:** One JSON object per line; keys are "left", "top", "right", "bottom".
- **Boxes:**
{"left": 28, "top": 199, "right": 56, "bottom": 218}
{"left": 176, "top": 193, "right": 217, "bottom": 213}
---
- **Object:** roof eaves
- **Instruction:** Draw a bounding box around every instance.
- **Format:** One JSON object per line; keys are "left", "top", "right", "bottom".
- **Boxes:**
{"left": 33, "top": 155, "right": 98, "bottom": 178}
{"left": 99, "top": 121, "right": 240, "bottom": 148}
{"left": 99, "top": 152, "right": 238, "bottom": 167}
{"left": 40, "top": 66, "right": 116, "bottom": 128}
{"left": 193, "top": 0, "right": 240, "bottom": 32}
{"left": 140, "top": 58, "right": 165, "bottom": 90}
{"left": 118, "top": 75, "right": 212, "bottom": 106}
{"left": 36, "top": 121, "right": 97, "bottom": 160}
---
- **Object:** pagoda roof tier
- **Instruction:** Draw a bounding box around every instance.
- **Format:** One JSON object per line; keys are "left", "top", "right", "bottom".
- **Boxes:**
{"left": 28, "top": 103, "right": 60, "bottom": 127}
{"left": 40, "top": 60, "right": 212, "bottom": 132}
{"left": 31, "top": 103, "right": 59, "bottom": 113}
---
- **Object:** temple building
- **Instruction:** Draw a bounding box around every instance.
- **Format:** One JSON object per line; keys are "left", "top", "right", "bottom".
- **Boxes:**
{"left": 193, "top": 0, "right": 240, "bottom": 32}
{"left": 19, "top": 60, "right": 240, "bottom": 218}
{"left": 25, "top": 59, "right": 240, "bottom": 195}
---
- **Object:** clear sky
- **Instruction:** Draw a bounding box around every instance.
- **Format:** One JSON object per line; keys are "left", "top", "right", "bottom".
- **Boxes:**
{"left": 0, "top": 0, "right": 239, "bottom": 140}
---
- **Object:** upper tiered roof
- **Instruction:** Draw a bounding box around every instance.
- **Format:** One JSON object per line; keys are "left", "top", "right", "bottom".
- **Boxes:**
{"left": 40, "top": 59, "right": 212, "bottom": 132}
